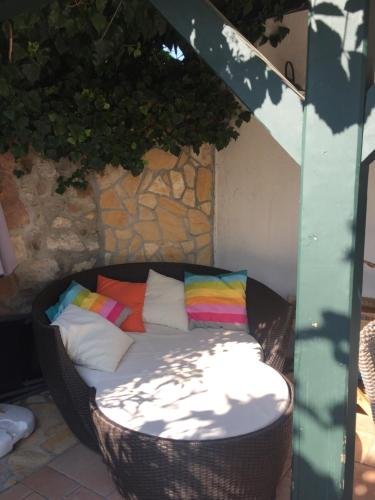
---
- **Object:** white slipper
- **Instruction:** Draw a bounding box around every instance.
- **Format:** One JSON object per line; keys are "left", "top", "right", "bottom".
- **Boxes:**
{"left": 0, "top": 404, "right": 35, "bottom": 456}
{"left": 0, "top": 429, "right": 13, "bottom": 458}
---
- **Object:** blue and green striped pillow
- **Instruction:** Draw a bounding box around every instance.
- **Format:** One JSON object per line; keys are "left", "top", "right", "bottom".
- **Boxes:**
{"left": 45, "top": 281, "right": 131, "bottom": 329}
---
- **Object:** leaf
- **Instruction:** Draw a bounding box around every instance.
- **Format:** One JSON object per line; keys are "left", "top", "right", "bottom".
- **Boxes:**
{"left": 0, "top": 78, "right": 9, "bottom": 97}
{"left": 356, "top": 23, "right": 365, "bottom": 49}
{"left": 239, "top": 110, "right": 251, "bottom": 122}
{"left": 16, "top": 116, "right": 29, "bottom": 129}
{"left": 54, "top": 121, "right": 66, "bottom": 136}
{"left": 345, "top": 0, "right": 363, "bottom": 13}
{"left": 13, "top": 168, "right": 26, "bottom": 178}
{"left": 91, "top": 12, "right": 107, "bottom": 34}
{"left": 277, "top": 26, "right": 290, "bottom": 39}
{"left": 243, "top": 1, "right": 253, "bottom": 16}
{"left": 12, "top": 43, "right": 28, "bottom": 63}
{"left": 22, "top": 63, "right": 40, "bottom": 84}
{"left": 3, "top": 109, "right": 15, "bottom": 120}
{"left": 170, "top": 144, "right": 181, "bottom": 156}
{"left": 93, "top": 40, "right": 112, "bottom": 66}
{"left": 0, "top": 0, "right": 261, "bottom": 193}
{"left": 34, "top": 120, "right": 51, "bottom": 136}
{"left": 172, "top": 113, "right": 184, "bottom": 125}
{"left": 27, "top": 41, "right": 40, "bottom": 56}
{"left": 0, "top": 141, "right": 8, "bottom": 154}
{"left": 139, "top": 105, "right": 149, "bottom": 115}
{"left": 68, "top": 151, "right": 81, "bottom": 163}
{"left": 11, "top": 142, "right": 27, "bottom": 158}
{"left": 54, "top": 35, "right": 68, "bottom": 55}
{"left": 96, "top": 0, "right": 107, "bottom": 13}
{"left": 46, "top": 148, "right": 57, "bottom": 159}
{"left": 269, "top": 35, "right": 279, "bottom": 48}
{"left": 313, "top": 3, "right": 343, "bottom": 16}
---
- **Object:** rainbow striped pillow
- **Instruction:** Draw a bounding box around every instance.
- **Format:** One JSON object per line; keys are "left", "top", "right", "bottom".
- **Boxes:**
{"left": 45, "top": 281, "right": 131, "bottom": 330}
{"left": 184, "top": 271, "right": 248, "bottom": 331}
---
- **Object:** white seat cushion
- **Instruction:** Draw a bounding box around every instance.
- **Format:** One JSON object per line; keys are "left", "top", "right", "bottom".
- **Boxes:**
{"left": 53, "top": 305, "right": 134, "bottom": 373}
{"left": 77, "top": 324, "right": 290, "bottom": 440}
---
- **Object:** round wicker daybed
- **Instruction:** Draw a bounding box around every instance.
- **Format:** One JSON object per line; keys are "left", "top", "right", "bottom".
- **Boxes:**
{"left": 32, "top": 262, "right": 294, "bottom": 500}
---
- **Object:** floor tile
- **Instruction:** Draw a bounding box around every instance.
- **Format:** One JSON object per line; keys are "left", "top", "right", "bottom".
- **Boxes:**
{"left": 0, "top": 391, "right": 77, "bottom": 493}
{"left": 64, "top": 486, "right": 104, "bottom": 499}
{"left": 0, "top": 483, "right": 32, "bottom": 500}
{"left": 364, "top": 440, "right": 375, "bottom": 468}
{"left": 49, "top": 445, "right": 115, "bottom": 496}
{"left": 356, "top": 413, "right": 375, "bottom": 435}
{"left": 22, "top": 466, "right": 79, "bottom": 499}
{"left": 356, "top": 413, "right": 375, "bottom": 468}
{"left": 353, "top": 462, "right": 375, "bottom": 499}
{"left": 356, "top": 431, "right": 375, "bottom": 467}
{"left": 23, "top": 494, "right": 45, "bottom": 500}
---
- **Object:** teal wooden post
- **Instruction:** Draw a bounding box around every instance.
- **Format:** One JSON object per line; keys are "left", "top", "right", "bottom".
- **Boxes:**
{"left": 293, "top": 1, "right": 370, "bottom": 499}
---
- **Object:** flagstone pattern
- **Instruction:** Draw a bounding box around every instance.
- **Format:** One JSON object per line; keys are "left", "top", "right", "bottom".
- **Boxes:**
{"left": 96, "top": 145, "right": 214, "bottom": 267}
{"left": 0, "top": 145, "right": 214, "bottom": 316}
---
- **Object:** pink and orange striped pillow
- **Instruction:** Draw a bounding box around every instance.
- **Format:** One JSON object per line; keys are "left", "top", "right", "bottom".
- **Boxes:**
{"left": 184, "top": 271, "right": 248, "bottom": 331}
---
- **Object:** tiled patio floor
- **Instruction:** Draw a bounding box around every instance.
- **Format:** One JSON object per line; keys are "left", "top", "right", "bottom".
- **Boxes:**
{"left": 275, "top": 411, "right": 375, "bottom": 500}
{"left": 0, "top": 443, "right": 120, "bottom": 499}
{"left": 352, "top": 413, "right": 375, "bottom": 499}
{"left": 1, "top": 394, "right": 375, "bottom": 499}
{"left": 0, "top": 393, "right": 77, "bottom": 492}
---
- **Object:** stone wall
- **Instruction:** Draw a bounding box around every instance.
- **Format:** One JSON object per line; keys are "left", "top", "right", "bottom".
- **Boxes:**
{"left": 0, "top": 145, "right": 214, "bottom": 316}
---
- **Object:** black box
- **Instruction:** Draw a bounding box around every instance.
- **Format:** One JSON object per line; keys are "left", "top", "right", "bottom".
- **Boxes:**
{"left": 0, "top": 314, "right": 44, "bottom": 400}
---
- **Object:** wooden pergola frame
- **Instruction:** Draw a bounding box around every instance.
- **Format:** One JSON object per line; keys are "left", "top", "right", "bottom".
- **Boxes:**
{"left": 1, "top": 1, "right": 374, "bottom": 498}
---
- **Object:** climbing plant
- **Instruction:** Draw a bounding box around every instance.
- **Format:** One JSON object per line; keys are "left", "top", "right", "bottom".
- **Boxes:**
{"left": 0, "top": 0, "right": 304, "bottom": 192}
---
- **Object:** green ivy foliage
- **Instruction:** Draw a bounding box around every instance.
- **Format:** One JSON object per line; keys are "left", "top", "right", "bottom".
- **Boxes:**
{"left": 0, "top": 0, "right": 303, "bottom": 192}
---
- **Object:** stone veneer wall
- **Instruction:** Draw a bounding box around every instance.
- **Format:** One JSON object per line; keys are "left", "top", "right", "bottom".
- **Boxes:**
{"left": 0, "top": 145, "right": 214, "bottom": 316}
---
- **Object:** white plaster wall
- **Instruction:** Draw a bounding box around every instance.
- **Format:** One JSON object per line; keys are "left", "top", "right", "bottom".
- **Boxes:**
{"left": 215, "top": 9, "right": 375, "bottom": 299}
{"left": 215, "top": 119, "right": 300, "bottom": 298}
{"left": 260, "top": 11, "right": 307, "bottom": 89}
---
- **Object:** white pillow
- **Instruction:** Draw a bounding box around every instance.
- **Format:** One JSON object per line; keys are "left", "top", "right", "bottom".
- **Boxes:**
{"left": 52, "top": 305, "right": 134, "bottom": 372}
{"left": 142, "top": 269, "right": 188, "bottom": 331}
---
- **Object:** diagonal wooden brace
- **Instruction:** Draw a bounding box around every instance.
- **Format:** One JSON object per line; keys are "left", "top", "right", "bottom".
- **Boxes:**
{"left": 149, "top": 0, "right": 304, "bottom": 165}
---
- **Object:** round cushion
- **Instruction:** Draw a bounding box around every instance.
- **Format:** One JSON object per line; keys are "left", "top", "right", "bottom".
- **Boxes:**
{"left": 77, "top": 324, "right": 290, "bottom": 440}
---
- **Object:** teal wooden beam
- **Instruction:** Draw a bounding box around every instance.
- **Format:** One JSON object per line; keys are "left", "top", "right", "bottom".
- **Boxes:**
{"left": 362, "top": 84, "right": 375, "bottom": 163}
{"left": 149, "top": 0, "right": 304, "bottom": 165}
{"left": 293, "top": 1, "right": 369, "bottom": 499}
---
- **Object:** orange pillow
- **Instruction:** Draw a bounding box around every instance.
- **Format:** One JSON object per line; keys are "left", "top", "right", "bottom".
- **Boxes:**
{"left": 97, "top": 275, "right": 146, "bottom": 332}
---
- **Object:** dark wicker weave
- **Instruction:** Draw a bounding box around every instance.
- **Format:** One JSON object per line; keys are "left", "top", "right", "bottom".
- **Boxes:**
{"left": 359, "top": 320, "right": 375, "bottom": 421}
{"left": 91, "top": 380, "right": 293, "bottom": 500}
{"left": 32, "top": 262, "right": 294, "bottom": 498}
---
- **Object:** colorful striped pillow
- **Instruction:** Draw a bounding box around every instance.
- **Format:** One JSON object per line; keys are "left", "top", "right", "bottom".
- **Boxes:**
{"left": 184, "top": 271, "right": 248, "bottom": 331}
{"left": 45, "top": 281, "right": 131, "bottom": 330}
